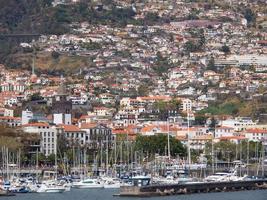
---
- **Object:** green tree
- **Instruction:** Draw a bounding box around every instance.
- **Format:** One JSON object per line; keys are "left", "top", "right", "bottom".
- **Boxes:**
{"left": 243, "top": 8, "right": 256, "bottom": 25}
{"left": 220, "top": 45, "right": 230, "bottom": 54}
{"left": 135, "top": 134, "right": 186, "bottom": 158}
{"left": 143, "top": 12, "right": 160, "bottom": 25}
{"left": 206, "top": 57, "right": 217, "bottom": 71}
{"left": 194, "top": 115, "right": 208, "bottom": 125}
{"left": 51, "top": 51, "right": 60, "bottom": 59}
{"left": 30, "top": 93, "right": 43, "bottom": 101}
{"left": 153, "top": 52, "right": 172, "bottom": 75}
{"left": 137, "top": 84, "right": 149, "bottom": 96}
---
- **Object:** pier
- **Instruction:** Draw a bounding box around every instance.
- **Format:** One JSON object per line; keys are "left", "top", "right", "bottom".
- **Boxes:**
{"left": 119, "top": 180, "right": 267, "bottom": 197}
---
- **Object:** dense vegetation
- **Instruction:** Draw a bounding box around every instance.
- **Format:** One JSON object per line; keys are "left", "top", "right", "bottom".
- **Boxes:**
{"left": 0, "top": 125, "right": 40, "bottom": 164}
{"left": 0, "top": 0, "right": 137, "bottom": 34}
{"left": 135, "top": 134, "right": 186, "bottom": 157}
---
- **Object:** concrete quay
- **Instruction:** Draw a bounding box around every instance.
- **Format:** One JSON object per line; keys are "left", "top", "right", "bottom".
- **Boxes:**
{"left": 119, "top": 180, "right": 267, "bottom": 197}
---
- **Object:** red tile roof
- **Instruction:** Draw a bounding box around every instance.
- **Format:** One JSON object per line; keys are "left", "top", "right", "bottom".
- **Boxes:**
{"left": 246, "top": 128, "right": 267, "bottom": 134}
{"left": 61, "top": 125, "right": 82, "bottom": 132}
{"left": 80, "top": 123, "right": 97, "bottom": 129}
{"left": 219, "top": 136, "right": 246, "bottom": 140}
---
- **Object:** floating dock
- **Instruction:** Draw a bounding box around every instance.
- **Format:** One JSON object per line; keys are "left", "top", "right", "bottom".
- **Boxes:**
{"left": 118, "top": 180, "right": 267, "bottom": 197}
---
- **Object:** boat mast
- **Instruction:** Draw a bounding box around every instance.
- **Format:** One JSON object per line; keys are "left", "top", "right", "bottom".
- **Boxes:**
{"left": 106, "top": 135, "right": 109, "bottom": 176}
{"left": 247, "top": 140, "right": 249, "bottom": 175}
{"left": 55, "top": 137, "right": 58, "bottom": 180}
{"left": 187, "top": 110, "right": 191, "bottom": 173}
{"left": 262, "top": 143, "right": 265, "bottom": 177}
{"left": 167, "top": 111, "right": 170, "bottom": 160}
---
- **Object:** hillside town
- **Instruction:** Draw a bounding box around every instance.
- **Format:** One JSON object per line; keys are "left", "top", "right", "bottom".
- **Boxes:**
{"left": 0, "top": 0, "right": 267, "bottom": 176}
{"left": 1, "top": 0, "right": 267, "bottom": 198}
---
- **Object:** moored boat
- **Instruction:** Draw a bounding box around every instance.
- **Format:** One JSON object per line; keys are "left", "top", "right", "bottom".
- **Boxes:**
{"left": 37, "top": 181, "right": 66, "bottom": 193}
{"left": 72, "top": 178, "right": 103, "bottom": 189}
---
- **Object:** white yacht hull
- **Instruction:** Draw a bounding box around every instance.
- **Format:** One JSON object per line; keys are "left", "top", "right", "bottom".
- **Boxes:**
{"left": 103, "top": 184, "right": 120, "bottom": 189}
{"left": 72, "top": 184, "right": 103, "bottom": 189}
{"left": 37, "top": 188, "right": 65, "bottom": 193}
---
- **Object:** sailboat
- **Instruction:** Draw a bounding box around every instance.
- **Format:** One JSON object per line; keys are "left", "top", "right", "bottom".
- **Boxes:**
{"left": 37, "top": 140, "right": 67, "bottom": 193}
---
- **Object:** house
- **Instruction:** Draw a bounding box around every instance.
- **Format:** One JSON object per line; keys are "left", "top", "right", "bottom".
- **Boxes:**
{"left": 80, "top": 123, "right": 114, "bottom": 149}
{"left": 215, "top": 126, "right": 235, "bottom": 138}
{"left": 180, "top": 98, "right": 192, "bottom": 112}
{"left": 244, "top": 128, "right": 267, "bottom": 142}
{"left": 61, "top": 124, "right": 87, "bottom": 146}
{"left": 93, "top": 107, "right": 113, "bottom": 117}
{"left": 217, "top": 136, "right": 246, "bottom": 144}
{"left": 0, "top": 116, "right": 21, "bottom": 127}
{"left": 219, "top": 117, "right": 256, "bottom": 131}
{"left": 112, "top": 125, "right": 138, "bottom": 141}
{"left": 22, "top": 123, "right": 61, "bottom": 156}
{"left": 140, "top": 124, "right": 178, "bottom": 136}
{"left": 98, "top": 93, "right": 115, "bottom": 105}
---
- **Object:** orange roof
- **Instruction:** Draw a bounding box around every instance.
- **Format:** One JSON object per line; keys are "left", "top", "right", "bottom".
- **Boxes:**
{"left": 0, "top": 116, "right": 21, "bottom": 120}
{"left": 219, "top": 136, "right": 246, "bottom": 140}
{"left": 140, "top": 124, "right": 179, "bottom": 133}
{"left": 80, "top": 123, "right": 97, "bottom": 129}
{"left": 61, "top": 125, "right": 82, "bottom": 132}
{"left": 112, "top": 128, "right": 136, "bottom": 137}
{"left": 246, "top": 128, "right": 267, "bottom": 134}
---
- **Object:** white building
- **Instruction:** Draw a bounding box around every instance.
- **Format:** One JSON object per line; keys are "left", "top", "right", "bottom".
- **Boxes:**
{"left": 4, "top": 108, "right": 14, "bottom": 117}
{"left": 244, "top": 129, "right": 267, "bottom": 142}
{"left": 53, "top": 113, "right": 72, "bottom": 125}
{"left": 215, "top": 126, "right": 235, "bottom": 138}
{"left": 4, "top": 97, "right": 17, "bottom": 106}
{"left": 22, "top": 110, "right": 33, "bottom": 125}
{"left": 220, "top": 117, "right": 256, "bottom": 131}
{"left": 22, "top": 123, "right": 61, "bottom": 156}
{"left": 180, "top": 98, "right": 192, "bottom": 112}
{"left": 61, "top": 124, "right": 86, "bottom": 146}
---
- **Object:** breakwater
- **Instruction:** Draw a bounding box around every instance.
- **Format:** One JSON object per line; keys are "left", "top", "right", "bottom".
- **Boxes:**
{"left": 119, "top": 180, "right": 267, "bottom": 197}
